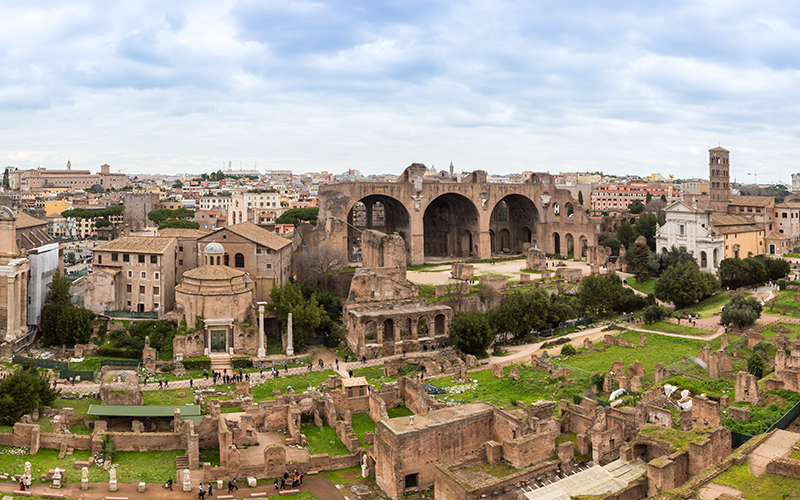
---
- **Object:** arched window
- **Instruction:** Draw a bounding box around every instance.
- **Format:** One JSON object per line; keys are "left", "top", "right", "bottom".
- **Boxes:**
{"left": 224, "top": 254, "right": 230, "bottom": 266}
{"left": 235, "top": 253, "right": 245, "bottom": 268}
{"left": 216, "top": 256, "right": 220, "bottom": 265}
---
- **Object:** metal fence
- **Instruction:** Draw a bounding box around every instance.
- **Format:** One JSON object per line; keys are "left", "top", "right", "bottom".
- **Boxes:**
{"left": 102, "top": 310, "right": 159, "bottom": 320}
{"left": 12, "top": 355, "right": 68, "bottom": 371}
{"left": 100, "top": 359, "right": 140, "bottom": 368}
{"left": 59, "top": 369, "right": 97, "bottom": 381}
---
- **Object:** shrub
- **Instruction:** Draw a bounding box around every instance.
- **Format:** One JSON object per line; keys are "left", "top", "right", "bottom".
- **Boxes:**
{"left": 231, "top": 357, "right": 253, "bottom": 369}
{"left": 561, "top": 344, "right": 577, "bottom": 356}
{"left": 748, "top": 353, "right": 765, "bottom": 379}
{"left": 182, "top": 357, "right": 212, "bottom": 370}
{"left": 97, "top": 347, "right": 140, "bottom": 359}
{"left": 591, "top": 373, "right": 604, "bottom": 390}
{"left": 643, "top": 305, "right": 669, "bottom": 324}
{"left": 102, "top": 433, "right": 116, "bottom": 462}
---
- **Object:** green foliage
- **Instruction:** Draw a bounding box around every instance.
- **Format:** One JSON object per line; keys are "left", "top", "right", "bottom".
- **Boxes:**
{"left": 654, "top": 261, "right": 719, "bottom": 309}
{"left": 724, "top": 390, "right": 800, "bottom": 435}
{"left": 489, "top": 288, "right": 551, "bottom": 339}
{"left": 777, "top": 278, "right": 787, "bottom": 291}
{"left": 448, "top": 311, "right": 495, "bottom": 355}
{"left": 634, "top": 213, "right": 660, "bottom": 251}
{"left": 630, "top": 241, "right": 651, "bottom": 282}
{"left": 297, "top": 282, "right": 341, "bottom": 335}
{"left": 0, "top": 362, "right": 59, "bottom": 424}
{"left": 106, "top": 320, "right": 177, "bottom": 357}
{"left": 649, "top": 246, "right": 698, "bottom": 277}
{"left": 268, "top": 281, "right": 325, "bottom": 351}
{"left": 2, "top": 168, "right": 8, "bottom": 189}
{"left": 590, "top": 373, "right": 604, "bottom": 389}
{"left": 615, "top": 221, "right": 636, "bottom": 249}
{"left": 62, "top": 205, "right": 124, "bottom": 220}
{"left": 643, "top": 305, "right": 669, "bottom": 324}
{"left": 96, "top": 347, "right": 140, "bottom": 359}
{"left": 718, "top": 256, "right": 785, "bottom": 289}
{"left": 561, "top": 344, "right": 577, "bottom": 356}
{"left": 182, "top": 357, "right": 212, "bottom": 370}
{"left": 597, "top": 233, "right": 620, "bottom": 255}
{"left": 101, "top": 433, "right": 116, "bottom": 462}
{"left": 276, "top": 207, "right": 319, "bottom": 225}
{"left": 94, "top": 217, "right": 111, "bottom": 228}
{"left": 172, "top": 180, "right": 183, "bottom": 188}
{"left": 747, "top": 353, "right": 765, "bottom": 379}
{"left": 158, "top": 218, "right": 200, "bottom": 229}
{"left": 41, "top": 273, "right": 94, "bottom": 346}
{"left": 721, "top": 292, "right": 762, "bottom": 329}
{"left": 577, "top": 191, "right": 584, "bottom": 205}
{"left": 627, "top": 199, "right": 645, "bottom": 214}
{"left": 578, "top": 274, "right": 647, "bottom": 317}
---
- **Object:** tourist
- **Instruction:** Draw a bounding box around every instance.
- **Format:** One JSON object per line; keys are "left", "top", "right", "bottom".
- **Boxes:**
{"left": 299, "top": 472, "right": 303, "bottom": 486}
{"left": 348, "top": 370, "right": 353, "bottom": 377}
{"left": 19, "top": 478, "right": 24, "bottom": 491}
{"left": 274, "top": 478, "right": 279, "bottom": 490}
{"left": 361, "top": 355, "right": 366, "bottom": 363}
{"left": 198, "top": 482, "right": 205, "bottom": 499}
{"left": 260, "top": 368, "right": 264, "bottom": 379}
{"left": 227, "top": 480, "right": 234, "bottom": 493}
{"left": 280, "top": 477, "right": 286, "bottom": 489}
{"left": 308, "top": 362, "right": 313, "bottom": 372}
{"left": 167, "top": 477, "right": 173, "bottom": 490}
{"left": 190, "top": 379, "right": 193, "bottom": 388}
{"left": 208, "top": 482, "right": 213, "bottom": 496}
{"left": 318, "top": 359, "right": 324, "bottom": 368}
{"left": 335, "top": 360, "right": 339, "bottom": 370}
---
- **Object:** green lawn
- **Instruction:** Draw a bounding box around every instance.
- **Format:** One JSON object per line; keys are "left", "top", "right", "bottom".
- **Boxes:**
{"left": 51, "top": 397, "right": 101, "bottom": 418}
{"left": 251, "top": 370, "right": 337, "bottom": 402}
{"left": 301, "top": 424, "right": 350, "bottom": 456}
{"left": 713, "top": 462, "right": 800, "bottom": 500}
{"left": 767, "top": 291, "right": 800, "bottom": 318}
{"left": 639, "top": 425, "right": 715, "bottom": 451}
{"left": 199, "top": 447, "right": 221, "bottom": 466}
{"left": 387, "top": 406, "right": 414, "bottom": 418}
{"left": 142, "top": 388, "right": 196, "bottom": 406}
{"left": 638, "top": 322, "right": 711, "bottom": 336}
{"left": 760, "top": 323, "right": 800, "bottom": 341}
{"left": 351, "top": 365, "right": 410, "bottom": 389}
{"left": 323, "top": 467, "right": 363, "bottom": 485}
{"left": 626, "top": 277, "right": 656, "bottom": 295}
{"left": 0, "top": 446, "right": 181, "bottom": 483}
{"left": 566, "top": 330, "right": 721, "bottom": 374}
{"left": 350, "top": 413, "right": 376, "bottom": 448}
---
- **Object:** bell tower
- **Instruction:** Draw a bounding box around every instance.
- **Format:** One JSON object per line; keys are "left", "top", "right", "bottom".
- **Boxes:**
{"left": 709, "top": 147, "right": 731, "bottom": 212}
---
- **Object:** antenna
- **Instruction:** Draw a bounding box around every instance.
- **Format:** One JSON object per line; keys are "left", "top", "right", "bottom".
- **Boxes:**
{"left": 748, "top": 172, "right": 758, "bottom": 185}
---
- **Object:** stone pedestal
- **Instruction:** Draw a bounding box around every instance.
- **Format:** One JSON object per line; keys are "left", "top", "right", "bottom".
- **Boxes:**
{"left": 81, "top": 479, "right": 88, "bottom": 490}
{"left": 109, "top": 480, "right": 117, "bottom": 492}
{"left": 247, "top": 476, "right": 257, "bottom": 487}
{"left": 217, "top": 479, "right": 224, "bottom": 491}
{"left": 183, "top": 481, "right": 192, "bottom": 492}
{"left": 138, "top": 482, "right": 146, "bottom": 492}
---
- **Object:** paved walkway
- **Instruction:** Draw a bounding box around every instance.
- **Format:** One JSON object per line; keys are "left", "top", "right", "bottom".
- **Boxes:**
{"left": 749, "top": 429, "right": 800, "bottom": 477}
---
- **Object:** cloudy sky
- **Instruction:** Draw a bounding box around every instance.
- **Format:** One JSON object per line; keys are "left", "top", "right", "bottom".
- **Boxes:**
{"left": 3, "top": 1, "right": 800, "bottom": 182}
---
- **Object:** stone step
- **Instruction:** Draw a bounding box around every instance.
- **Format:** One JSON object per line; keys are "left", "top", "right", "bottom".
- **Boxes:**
{"left": 175, "top": 455, "right": 190, "bottom": 469}
{"left": 209, "top": 353, "right": 234, "bottom": 374}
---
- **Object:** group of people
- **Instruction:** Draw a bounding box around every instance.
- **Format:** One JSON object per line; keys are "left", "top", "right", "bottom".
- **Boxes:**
{"left": 210, "top": 368, "right": 249, "bottom": 385}
{"left": 274, "top": 469, "right": 303, "bottom": 490}
{"left": 193, "top": 478, "right": 238, "bottom": 498}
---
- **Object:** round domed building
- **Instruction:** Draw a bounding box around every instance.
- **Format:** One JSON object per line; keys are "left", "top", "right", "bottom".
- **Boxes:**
{"left": 173, "top": 243, "right": 255, "bottom": 357}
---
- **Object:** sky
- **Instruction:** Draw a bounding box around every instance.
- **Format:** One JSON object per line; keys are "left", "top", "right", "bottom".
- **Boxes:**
{"left": 3, "top": 1, "right": 800, "bottom": 182}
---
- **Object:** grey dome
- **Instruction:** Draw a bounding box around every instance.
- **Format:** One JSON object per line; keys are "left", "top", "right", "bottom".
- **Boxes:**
{"left": 204, "top": 242, "right": 225, "bottom": 255}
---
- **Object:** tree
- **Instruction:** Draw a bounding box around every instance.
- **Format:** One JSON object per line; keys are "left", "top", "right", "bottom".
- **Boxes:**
{"left": 650, "top": 246, "right": 697, "bottom": 277}
{"left": 634, "top": 213, "right": 660, "bottom": 251}
{"left": 172, "top": 180, "right": 183, "bottom": 189}
{"left": 654, "top": 261, "right": 718, "bottom": 309}
{"left": 597, "top": 233, "right": 620, "bottom": 256}
{"left": 660, "top": 194, "right": 667, "bottom": 202}
{"left": 747, "top": 353, "right": 765, "bottom": 379}
{"left": 448, "top": 311, "right": 494, "bottom": 355}
{"left": 158, "top": 219, "right": 200, "bottom": 230}
{"left": 94, "top": 217, "right": 111, "bottom": 228}
{"left": 628, "top": 199, "right": 645, "bottom": 214}
{"left": 646, "top": 192, "right": 652, "bottom": 204}
{"left": 757, "top": 256, "right": 790, "bottom": 281}
{"left": 578, "top": 191, "right": 584, "bottom": 206}
{"left": 489, "top": 289, "right": 550, "bottom": 340}
{"left": 721, "top": 292, "right": 762, "bottom": 329}
{"left": 268, "top": 282, "right": 326, "bottom": 351}
{"left": 276, "top": 207, "right": 319, "bottom": 225}
{"left": 630, "top": 241, "right": 651, "bottom": 282}
{"left": 643, "top": 305, "right": 669, "bottom": 324}
{"left": 2, "top": 168, "right": 9, "bottom": 189}
{"left": 561, "top": 344, "right": 577, "bottom": 356}
{"left": 294, "top": 247, "right": 346, "bottom": 289}
{"left": 615, "top": 221, "right": 636, "bottom": 249}
{"left": 0, "top": 362, "right": 59, "bottom": 424}
{"left": 41, "top": 271, "right": 95, "bottom": 346}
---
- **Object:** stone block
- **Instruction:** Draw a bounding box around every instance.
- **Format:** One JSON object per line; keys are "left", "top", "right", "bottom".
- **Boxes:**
{"left": 509, "top": 367, "right": 520, "bottom": 380}
{"left": 728, "top": 406, "right": 750, "bottom": 422}
{"left": 492, "top": 364, "right": 503, "bottom": 378}
{"left": 551, "top": 367, "right": 569, "bottom": 380}
{"left": 485, "top": 441, "right": 503, "bottom": 466}
{"left": 525, "top": 247, "right": 547, "bottom": 271}
{"left": 132, "top": 420, "right": 144, "bottom": 433}
{"left": 138, "top": 481, "right": 146, "bottom": 492}
{"left": 735, "top": 371, "right": 760, "bottom": 404}
{"left": 520, "top": 274, "right": 531, "bottom": 284}
{"left": 248, "top": 477, "right": 257, "bottom": 487}
{"left": 557, "top": 442, "right": 574, "bottom": 463}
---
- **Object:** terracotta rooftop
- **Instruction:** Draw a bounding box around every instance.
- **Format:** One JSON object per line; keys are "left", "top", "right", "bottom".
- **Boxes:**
{"left": 14, "top": 211, "right": 47, "bottom": 229}
{"left": 715, "top": 225, "right": 763, "bottom": 235}
{"left": 215, "top": 222, "right": 291, "bottom": 250}
{"left": 711, "top": 214, "right": 753, "bottom": 226}
{"left": 158, "top": 227, "right": 210, "bottom": 239}
{"left": 182, "top": 265, "right": 247, "bottom": 280}
{"left": 341, "top": 377, "right": 368, "bottom": 388}
{"left": 94, "top": 236, "right": 177, "bottom": 254}
{"left": 729, "top": 195, "right": 774, "bottom": 207}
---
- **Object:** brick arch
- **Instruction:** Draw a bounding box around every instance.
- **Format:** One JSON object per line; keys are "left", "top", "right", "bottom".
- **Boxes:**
{"left": 423, "top": 193, "right": 480, "bottom": 258}
{"left": 490, "top": 194, "right": 539, "bottom": 254}
{"left": 346, "top": 194, "right": 411, "bottom": 263}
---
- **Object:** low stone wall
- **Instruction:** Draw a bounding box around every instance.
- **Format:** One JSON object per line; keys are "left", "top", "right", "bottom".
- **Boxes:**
{"left": 766, "top": 457, "right": 800, "bottom": 478}
{"left": 110, "top": 431, "right": 183, "bottom": 451}
{"left": 40, "top": 433, "right": 92, "bottom": 451}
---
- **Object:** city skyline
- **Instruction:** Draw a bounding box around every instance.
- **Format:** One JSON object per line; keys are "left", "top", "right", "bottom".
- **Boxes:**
{"left": 3, "top": 1, "right": 800, "bottom": 180}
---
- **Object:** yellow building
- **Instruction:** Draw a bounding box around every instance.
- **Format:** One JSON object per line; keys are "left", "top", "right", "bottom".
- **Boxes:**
{"left": 712, "top": 214, "right": 764, "bottom": 259}
{"left": 45, "top": 200, "right": 71, "bottom": 217}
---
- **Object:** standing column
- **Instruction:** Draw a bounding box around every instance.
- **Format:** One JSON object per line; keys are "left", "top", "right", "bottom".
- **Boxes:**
{"left": 286, "top": 312, "right": 294, "bottom": 356}
{"left": 257, "top": 304, "right": 266, "bottom": 358}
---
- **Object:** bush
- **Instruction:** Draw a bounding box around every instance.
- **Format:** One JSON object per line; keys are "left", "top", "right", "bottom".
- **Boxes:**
{"left": 573, "top": 394, "right": 584, "bottom": 405}
{"left": 643, "top": 305, "right": 669, "bottom": 324}
{"left": 101, "top": 433, "right": 116, "bottom": 462}
{"left": 231, "top": 357, "right": 253, "bottom": 369}
{"left": 591, "top": 373, "right": 604, "bottom": 390}
{"left": 748, "top": 353, "right": 765, "bottom": 379}
{"left": 182, "top": 357, "right": 212, "bottom": 370}
{"left": 97, "top": 347, "right": 140, "bottom": 359}
{"left": 721, "top": 293, "right": 763, "bottom": 329}
{"left": 561, "top": 344, "right": 577, "bottom": 356}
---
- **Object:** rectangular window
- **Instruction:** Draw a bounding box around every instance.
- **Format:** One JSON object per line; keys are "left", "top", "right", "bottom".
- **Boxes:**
{"left": 139, "top": 285, "right": 145, "bottom": 294}
{"left": 679, "top": 225, "right": 685, "bottom": 236}
{"left": 127, "top": 300, "right": 131, "bottom": 307}
{"left": 138, "top": 254, "right": 145, "bottom": 263}
{"left": 179, "top": 246, "right": 183, "bottom": 252}
{"left": 111, "top": 253, "right": 118, "bottom": 261}
{"left": 154, "top": 302, "right": 160, "bottom": 311}
{"left": 126, "top": 284, "right": 132, "bottom": 293}
{"left": 123, "top": 254, "right": 130, "bottom": 262}
{"left": 154, "top": 286, "right": 160, "bottom": 296}
{"left": 179, "top": 259, "right": 183, "bottom": 266}
{"left": 127, "top": 270, "right": 133, "bottom": 278}
{"left": 141, "top": 271, "right": 146, "bottom": 279}
{"left": 150, "top": 255, "right": 157, "bottom": 264}
{"left": 98, "top": 254, "right": 102, "bottom": 264}
{"left": 154, "top": 272, "right": 160, "bottom": 281}
{"left": 266, "top": 263, "right": 272, "bottom": 269}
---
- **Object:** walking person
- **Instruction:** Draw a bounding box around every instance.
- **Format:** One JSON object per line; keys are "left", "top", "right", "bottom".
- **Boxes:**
{"left": 208, "top": 482, "right": 213, "bottom": 496}
{"left": 167, "top": 477, "right": 173, "bottom": 490}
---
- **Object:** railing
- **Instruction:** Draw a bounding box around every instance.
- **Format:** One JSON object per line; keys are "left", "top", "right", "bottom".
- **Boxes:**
{"left": 12, "top": 355, "right": 68, "bottom": 371}
{"left": 102, "top": 310, "right": 159, "bottom": 320}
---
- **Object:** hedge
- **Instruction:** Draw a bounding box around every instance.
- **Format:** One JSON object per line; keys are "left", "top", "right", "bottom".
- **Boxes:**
{"left": 97, "top": 347, "right": 140, "bottom": 359}
{"left": 231, "top": 357, "right": 253, "bottom": 369}
{"left": 182, "top": 357, "right": 211, "bottom": 370}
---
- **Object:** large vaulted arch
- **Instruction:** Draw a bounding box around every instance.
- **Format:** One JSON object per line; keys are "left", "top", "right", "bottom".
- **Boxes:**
{"left": 347, "top": 195, "right": 410, "bottom": 263}
{"left": 423, "top": 193, "right": 479, "bottom": 259}
{"left": 489, "top": 194, "right": 539, "bottom": 253}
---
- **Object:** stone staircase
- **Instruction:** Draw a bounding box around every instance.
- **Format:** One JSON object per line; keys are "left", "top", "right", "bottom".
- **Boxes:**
{"left": 175, "top": 455, "right": 189, "bottom": 470}
{"left": 209, "top": 352, "right": 233, "bottom": 375}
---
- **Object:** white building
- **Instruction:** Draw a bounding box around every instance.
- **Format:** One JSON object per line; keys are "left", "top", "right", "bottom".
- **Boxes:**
{"left": 655, "top": 200, "right": 724, "bottom": 273}
{"left": 198, "top": 194, "right": 233, "bottom": 212}
{"left": 227, "top": 192, "right": 281, "bottom": 225}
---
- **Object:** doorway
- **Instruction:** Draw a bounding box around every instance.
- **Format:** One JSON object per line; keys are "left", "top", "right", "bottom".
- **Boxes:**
{"left": 210, "top": 329, "right": 227, "bottom": 352}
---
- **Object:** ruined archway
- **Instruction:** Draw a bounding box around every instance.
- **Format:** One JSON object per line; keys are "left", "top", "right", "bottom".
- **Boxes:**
{"left": 579, "top": 235, "right": 588, "bottom": 257}
{"left": 347, "top": 195, "right": 410, "bottom": 263}
{"left": 423, "top": 193, "right": 479, "bottom": 259}
{"left": 553, "top": 232, "right": 561, "bottom": 255}
{"left": 565, "top": 233, "right": 575, "bottom": 257}
{"left": 489, "top": 194, "right": 539, "bottom": 254}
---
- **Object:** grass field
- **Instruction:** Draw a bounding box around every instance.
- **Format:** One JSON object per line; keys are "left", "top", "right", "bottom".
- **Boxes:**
{"left": 638, "top": 321, "right": 711, "bottom": 336}
{"left": 713, "top": 462, "right": 800, "bottom": 500}
{"left": 760, "top": 323, "right": 800, "bottom": 341}
{"left": 386, "top": 406, "right": 414, "bottom": 418}
{"left": 302, "top": 423, "right": 350, "bottom": 456}
{"left": 0, "top": 446, "right": 182, "bottom": 483}
{"left": 625, "top": 277, "right": 656, "bottom": 295}
{"left": 250, "top": 370, "right": 337, "bottom": 401}
{"left": 142, "top": 388, "right": 196, "bottom": 406}
{"left": 767, "top": 291, "right": 800, "bottom": 318}
{"left": 350, "top": 412, "right": 376, "bottom": 448}
{"left": 51, "top": 397, "right": 101, "bottom": 418}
